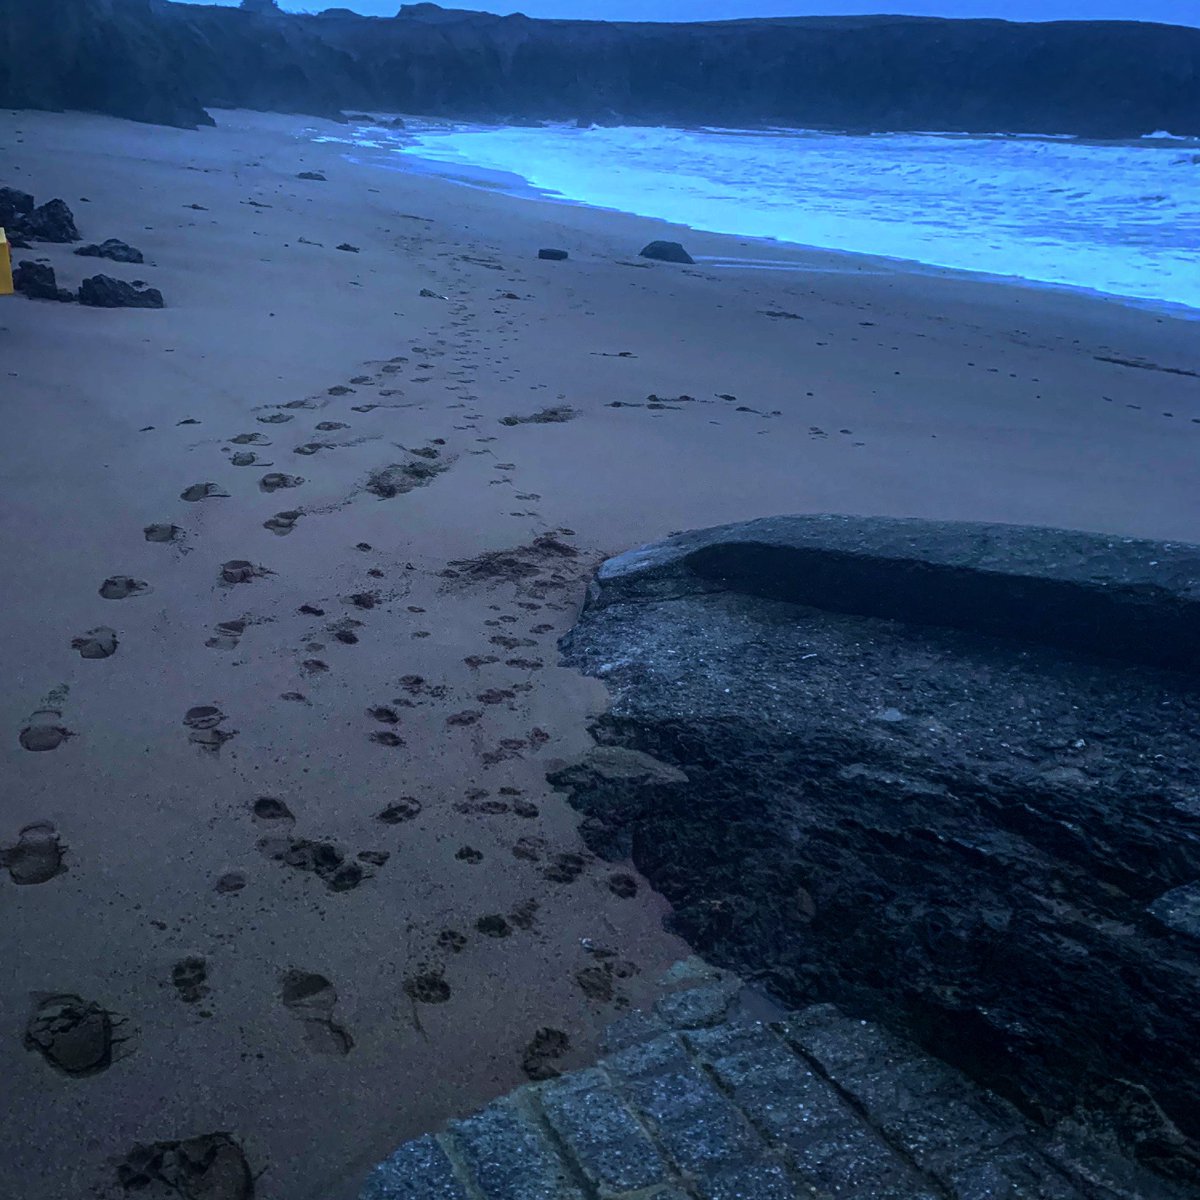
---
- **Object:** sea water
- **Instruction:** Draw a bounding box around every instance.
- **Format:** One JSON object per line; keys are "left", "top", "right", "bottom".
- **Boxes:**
{"left": 328, "top": 121, "right": 1200, "bottom": 312}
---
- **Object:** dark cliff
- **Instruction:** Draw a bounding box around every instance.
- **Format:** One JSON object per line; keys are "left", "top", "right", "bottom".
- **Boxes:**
{"left": 2, "top": 1, "right": 1199, "bottom": 138}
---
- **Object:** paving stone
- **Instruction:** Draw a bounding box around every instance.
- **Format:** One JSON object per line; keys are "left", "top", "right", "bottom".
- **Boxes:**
{"left": 615, "top": 1060, "right": 762, "bottom": 1176}
{"left": 683, "top": 1019, "right": 781, "bottom": 1065}
{"left": 448, "top": 1099, "right": 583, "bottom": 1200}
{"left": 655, "top": 981, "right": 738, "bottom": 1029}
{"left": 538, "top": 1067, "right": 673, "bottom": 1194}
{"left": 359, "top": 1134, "right": 469, "bottom": 1200}
{"left": 605, "top": 1030, "right": 692, "bottom": 1080}
{"left": 697, "top": 1157, "right": 802, "bottom": 1199}
{"left": 600, "top": 1008, "right": 670, "bottom": 1054}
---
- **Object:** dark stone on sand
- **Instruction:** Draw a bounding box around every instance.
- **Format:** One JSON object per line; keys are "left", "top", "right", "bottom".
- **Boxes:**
{"left": 538, "top": 248, "right": 568, "bottom": 260}
{"left": 638, "top": 240, "right": 694, "bottom": 264}
{"left": 0, "top": 186, "right": 34, "bottom": 228}
{"left": 297, "top": 171, "right": 327, "bottom": 181}
{"left": 13, "top": 261, "right": 73, "bottom": 302}
{"left": 78, "top": 274, "right": 164, "bottom": 308}
{"left": 24, "top": 198, "right": 81, "bottom": 242}
{"left": 554, "top": 514, "right": 1200, "bottom": 1188}
{"left": 75, "top": 237, "right": 144, "bottom": 263}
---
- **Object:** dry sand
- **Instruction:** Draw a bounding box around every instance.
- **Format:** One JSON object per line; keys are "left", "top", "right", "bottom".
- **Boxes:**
{"left": 1, "top": 108, "right": 1198, "bottom": 1200}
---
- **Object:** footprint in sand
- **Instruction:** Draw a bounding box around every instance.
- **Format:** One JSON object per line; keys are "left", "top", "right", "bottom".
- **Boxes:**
{"left": 315, "top": 421, "right": 349, "bottom": 432}
{"left": 257, "top": 412, "right": 294, "bottom": 425}
{"left": 220, "top": 560, "right": 270, "bottom": 585}
{"left": 476, "top": 914, "right": 511, "bottom": 938}
{"left": 99, "top": 576, "right": 150, "bottom": 600}
{"left": 144, "top": 523, "right": 182, "bottom": 544}
{"left": 180, "top": 483, "right": 228, "bottom": 502}
{"left": 376, "top": 798, "right": 421, "bottom": 824}
{"left": 183, "top": 705, "right": 236, "bottom": 752}
{"left": 19, "top": 709, "right": 73, "bottom": 752}
{"left": 2, "top": 822, "right": 67, "bottom": 883}
{"left": 404, "top": 968, "right": 451, "bottom": 1005}
{"left": 24, "top": 994, "right": 127, "bottom": 1077}
{"left": 260, "top": 472, "right": 304, "bottom": 493}
{"left": 229, "top": 451, "right": 262, "bottom": 467}
{"left": 608, "top": 872, "right": 639, "bottom": 899}
{"left": 279, "top": 970, "right": 353, "bottom": 1055}
{"left": 171, "top": 956, "right": 209, "bottom": 1003}
{"left": 252, "top": 796, "right": 295, "bottom": 825}
{"left": 215, "top": 871, "right": 246, "bottom": 895}
{"left": 71, "top": 627, "right": 118, "bottom": 659}
{"left": 205, "top": 619, "right": 246, "bottom": 650}
{"left": 258, "top": 837, "right": 377, "bottom": 893}
{"left": 115, "top": 1133, "right": 253, "bottom": 1200}
{"left": 438, "top": 929, "right": 467, "bottom": 954}
{"left": 264, "top": 510, "right": 301, "bottom": 536}
{"left": 230, "top": 432, "right": 270, "bottom": 446}
{"left": 521, "top": 1028, "right": 570, "bottom": 1081}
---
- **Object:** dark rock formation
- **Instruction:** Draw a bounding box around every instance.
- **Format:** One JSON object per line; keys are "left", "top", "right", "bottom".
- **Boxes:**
{"left": 552, "top": 516, "right": 1200, "bottom": 1189}
{"left": 13, "top": 261, "right": 74, "bottom": 302}
{"left": 0, "top": 187, "right": 34, "bottom": 229}
{"left": 78, "top": 275, "right": 164, "bottom": 308}
{"left": 75, "top": 238, "right": 144, "bottom": 263}
{"left": 537, "top": 248, "right": 568, "bottom": 261}
{"left": 639, "top": 240, "right": 694, "bottom": 265}
{"left": 0, "top": 2, "right": 1197, "bottom": 137}
{"left": 24, "top": 199, "right": 81, "bottom": 242}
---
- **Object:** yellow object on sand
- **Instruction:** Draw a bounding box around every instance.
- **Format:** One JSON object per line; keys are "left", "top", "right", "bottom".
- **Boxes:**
{"left": 0, "top": 228, "right": 12, "bottom": 295}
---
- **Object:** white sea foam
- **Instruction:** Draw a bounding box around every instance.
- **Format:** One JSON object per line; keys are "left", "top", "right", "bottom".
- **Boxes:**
{"left": 330, "top": 121, "right": 1200, "bottom": 310}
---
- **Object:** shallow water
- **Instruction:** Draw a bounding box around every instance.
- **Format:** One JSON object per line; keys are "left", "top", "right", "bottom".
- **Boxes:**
{"left": 326, "top": 121, "right": 1200, "bottom": 311}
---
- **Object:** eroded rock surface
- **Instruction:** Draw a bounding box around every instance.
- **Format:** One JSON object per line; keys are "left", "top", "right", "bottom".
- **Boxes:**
{"left": 552, "top": 516, "right": 1200, "bottom": 1188}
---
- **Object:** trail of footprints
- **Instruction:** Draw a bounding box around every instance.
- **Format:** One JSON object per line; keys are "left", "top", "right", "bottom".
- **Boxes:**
{"left": 9, "top": 283, "right": 659, "bottom": 1195}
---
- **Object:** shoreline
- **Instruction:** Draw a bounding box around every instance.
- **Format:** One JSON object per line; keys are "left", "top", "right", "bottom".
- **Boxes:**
{"left": 325, "top": 120, "right": 1200, "bottom": 321}
{"left": 2, "top": 107, "right": 1198, "bottom": 1200}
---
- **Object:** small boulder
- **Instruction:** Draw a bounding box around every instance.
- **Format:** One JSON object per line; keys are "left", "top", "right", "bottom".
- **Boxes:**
{"left": 25, "top": 198, "right": 81, "bottom": 243}
{"left": 639, "top": 240, "right": 695, "bottom": 265}
{"left": 13, "top": 261, "right": 74, "bottom": 303}
{"left": 75, "top": 238, "right": 144, "bottom": 264}
{"left": 78, "top": 275, "right": 164, "bottom": 309}
{"left": 297, "top": 171, "right": 327, "bottom": 181}
{"left": 538, "top": 248, "right": 569, "bottom": 261}
{"left": 0, "top": 186, "right": 34, "bottom": 229}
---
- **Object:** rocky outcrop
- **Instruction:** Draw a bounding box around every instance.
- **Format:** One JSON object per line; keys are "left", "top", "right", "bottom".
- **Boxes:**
{"left": 75, "top": 238, "right": 143, "bottom": 263}
{"left": 0, "top": 1, "right": 1197, "bottom": 137}
{"left": 77, "top": 274, "right": 163, "bottom": 307}
{"left": 640, "top": 240, "right": 695, "bottom": 264}
{"left": 13, "top": 261, "right": 74, "bottom": 302}
{"left": 552, "top": 516, "right": 1200, "bottom": 1189}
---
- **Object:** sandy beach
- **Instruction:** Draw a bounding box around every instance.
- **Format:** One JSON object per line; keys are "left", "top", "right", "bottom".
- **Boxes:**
{"left": 2, "top": 107, "right": 1198, "bottom": 1200}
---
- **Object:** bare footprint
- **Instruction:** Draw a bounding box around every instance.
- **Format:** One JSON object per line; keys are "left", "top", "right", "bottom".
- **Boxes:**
{"left": 183, "top": 705, "right": 235, "bottom": 752}
{"left": 180, "top": 483, "right": 228, "bottom": 502}
{"left": 521, "top": 1027, "right": 569, "bottom": 1081}
{"left": 260, "top": 472, "right": 304, "bottom": 493}
{"left": 24, "top": 994, "right": 127, "bottom": 1076}
{"left": 171, "top": 956, "right": 209, "bottom": 1003}
{"left": 19, "top": 710, "right": 73, "bottom": 752}
{"left": 2, "top": 822, "right": 67, "bottom": 883}
{"left": 71, "top": 627, "right": 117, "bottom": 659}
{"left": 115, "top": 1133, "right": 252, "bottom": 1200}
{"left": 279, "top": 970, "right": 353, "bottom": 1055}
{"left": 99, "top": 576, "right": 150, "bottom": 600}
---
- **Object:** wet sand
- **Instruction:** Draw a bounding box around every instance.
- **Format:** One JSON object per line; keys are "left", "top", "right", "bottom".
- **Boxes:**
{"left": 2, "top": 108, "right": 1198, "bottom": 1200}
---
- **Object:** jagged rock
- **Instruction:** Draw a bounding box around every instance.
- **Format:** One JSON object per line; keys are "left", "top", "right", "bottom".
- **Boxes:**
{"left": 78, "top": 275, "right": 164, "bottom": 308}
{"left": 74, "top": 238, "right": 144, "bottom": 264}
{"left": 13, "top": 261, "right": 74, "bottom": 302}
{"left": 538, "top": 248, "right": 569, "bottom": 261}
{"left": 639, "top": 240, "right": 694, "bottom": 264}
{"left": 24, "top": 199, "right": 81, "bottom": 243}
{"left": 0, "top": 186, "right": 34, "bottom": 229}
{"left": 554, "top": 515, "right": 1200, "bottom": 1188}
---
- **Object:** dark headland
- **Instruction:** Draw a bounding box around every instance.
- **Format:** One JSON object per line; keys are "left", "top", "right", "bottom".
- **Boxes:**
{"left": 2, "top": 0, "right": 1199, "bottom": 137}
